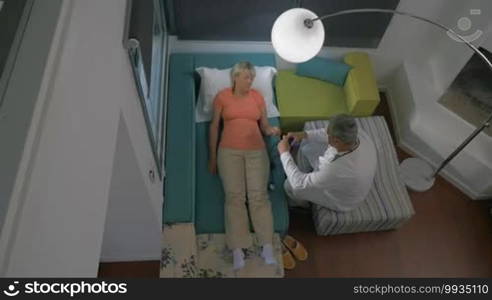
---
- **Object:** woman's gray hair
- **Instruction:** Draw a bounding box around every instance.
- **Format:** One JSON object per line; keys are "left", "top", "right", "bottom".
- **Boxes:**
{"left": 231, "top": 61, "right": 256, "bottom": 81}
{"left": 327, "top": 114, "right": 358, "bottom": 146}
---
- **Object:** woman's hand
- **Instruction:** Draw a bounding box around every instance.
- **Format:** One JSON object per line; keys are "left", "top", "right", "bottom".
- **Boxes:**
{"left": 266, "top": 126, "right": 281, "bottom": 137}
{"left": 208, "top": 158, "right": 217, "bottom": 175}
{"left": 277, "top": 135, "right": 291, "bottom": 154}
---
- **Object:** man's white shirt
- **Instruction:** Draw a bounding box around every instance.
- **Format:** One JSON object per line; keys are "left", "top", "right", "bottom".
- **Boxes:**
{"left": 280, "top": 128, "right": 377, "bottom": 212}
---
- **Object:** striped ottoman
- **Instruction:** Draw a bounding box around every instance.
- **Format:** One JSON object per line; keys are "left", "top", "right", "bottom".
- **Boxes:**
{"left": 304, "top": 117, "right": 415, "bottom": 235}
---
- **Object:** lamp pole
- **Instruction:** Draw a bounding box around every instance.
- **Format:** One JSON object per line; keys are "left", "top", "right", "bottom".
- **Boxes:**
{"left": 301, "top": 8, "right": 492, "bottom": 191}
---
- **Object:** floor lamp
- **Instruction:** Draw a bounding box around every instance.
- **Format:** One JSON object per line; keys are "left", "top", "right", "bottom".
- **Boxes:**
{"left": 271, "top": 8, "right": 492, "bottom": 192}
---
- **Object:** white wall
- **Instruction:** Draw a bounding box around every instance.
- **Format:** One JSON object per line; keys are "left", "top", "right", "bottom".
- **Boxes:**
{"left": 427, "top": 0, "right": 492, "bottom": 94}
{"left": 0, "top": 0, "right": 58, "bottom": 247}
{"left": 482, "top": 34, "right": 492, "bottom": 51}
{"left": 0, "top": 0, "right": 162, "bottom": 276}
{"left": 387, "top": 0, "right": 492, "bottom": 199}
{"left": 100, "top": 116, "right": 161, "bottom": 262}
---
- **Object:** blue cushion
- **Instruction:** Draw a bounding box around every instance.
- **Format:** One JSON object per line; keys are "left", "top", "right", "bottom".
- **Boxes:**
{"left": 296, "top": 57, "right": 352, "bottom": 86}
{"left": 163, "top": 54, "right": 196, "bottom": 224}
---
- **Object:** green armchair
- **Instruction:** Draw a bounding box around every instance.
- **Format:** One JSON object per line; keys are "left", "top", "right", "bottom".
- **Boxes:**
{"left": 275, "top": 52, "right": 380, "bottom": 132}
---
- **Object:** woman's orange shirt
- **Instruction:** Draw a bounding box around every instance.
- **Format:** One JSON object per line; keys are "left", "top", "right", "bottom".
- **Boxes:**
{"left": 214, "top": 88, "right": 266, "bottom": 150}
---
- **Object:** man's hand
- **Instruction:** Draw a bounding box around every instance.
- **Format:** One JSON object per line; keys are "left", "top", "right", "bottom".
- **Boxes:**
{"left": 277, "top": 135, "right": 291, "bottom": 154}
{"left": 266, "top": 126, "right": 281, "bottom": 137}
{"left": 286, "top": 131, "right": 306, "bottom": 143}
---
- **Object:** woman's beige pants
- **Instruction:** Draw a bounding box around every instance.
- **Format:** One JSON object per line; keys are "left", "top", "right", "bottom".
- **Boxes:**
{"left": 217, "top": 148, "right": 274, "bottom": 250}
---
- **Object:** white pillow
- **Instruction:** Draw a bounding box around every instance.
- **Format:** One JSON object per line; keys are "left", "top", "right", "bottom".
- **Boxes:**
{"left": 195, "top": 66, "right": 280, "bottom": 123}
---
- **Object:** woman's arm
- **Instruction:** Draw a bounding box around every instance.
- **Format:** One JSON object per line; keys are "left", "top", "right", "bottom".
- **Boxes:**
{"left": 208, "top": 102, "right": 222, "bottom": 174}
{"left": 259, "top": 107, "right": 281, "bottom": 136}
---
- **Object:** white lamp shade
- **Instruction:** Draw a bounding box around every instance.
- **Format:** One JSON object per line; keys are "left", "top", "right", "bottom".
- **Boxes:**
{"left": 271, "top": 8, "right": 325, "bottom": 63}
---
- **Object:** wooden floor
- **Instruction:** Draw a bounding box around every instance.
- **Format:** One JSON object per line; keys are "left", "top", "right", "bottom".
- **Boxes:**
{"left": 98, "top": 93, "right": 492, "bottom": 278}
{"left": 285, "top": 149, "right": 492, "bottom": 277}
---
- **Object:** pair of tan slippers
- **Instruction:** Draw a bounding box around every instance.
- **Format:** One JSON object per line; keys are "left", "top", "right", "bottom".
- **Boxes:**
{"left": 282, "top": 235, "right": 308, "bottom": 270}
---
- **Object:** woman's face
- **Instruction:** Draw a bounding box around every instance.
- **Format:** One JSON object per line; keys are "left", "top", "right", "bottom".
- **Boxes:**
{"left": 234, "top": 70, "right": 254, "bottom": 92}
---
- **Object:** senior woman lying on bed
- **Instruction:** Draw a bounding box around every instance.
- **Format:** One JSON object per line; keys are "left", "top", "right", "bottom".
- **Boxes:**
{"left": 208, "top": 61, "right": 281, "bottom": 270}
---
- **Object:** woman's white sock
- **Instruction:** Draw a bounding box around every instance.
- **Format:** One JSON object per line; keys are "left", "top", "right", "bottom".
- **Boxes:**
{"left": 261, "top": 244, "right": 277, "bottom": 265}
{"left": 232, "top": 248, "right": 245, "bottom": 270}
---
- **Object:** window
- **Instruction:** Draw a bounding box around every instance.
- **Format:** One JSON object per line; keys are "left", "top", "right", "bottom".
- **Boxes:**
{"left": 124, "top": 0, "right": 169, "bottom": 177}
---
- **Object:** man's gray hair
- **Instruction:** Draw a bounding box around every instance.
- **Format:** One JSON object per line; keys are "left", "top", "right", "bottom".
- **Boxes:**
{"left": 231, "top": 61, "right": 256, "bottom": 80}
{"left": 327, "top": 114, "right": 358, "bottom": 145}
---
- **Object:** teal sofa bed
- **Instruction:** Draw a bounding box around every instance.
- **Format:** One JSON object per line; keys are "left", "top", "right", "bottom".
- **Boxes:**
{"left": 163, "top": 53, "right": 289, "bottom": 236}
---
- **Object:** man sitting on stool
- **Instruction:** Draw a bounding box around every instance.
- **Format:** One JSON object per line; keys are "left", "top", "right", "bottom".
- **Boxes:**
{"left": 277, "top": 114, "right": 377, "bottom": 212}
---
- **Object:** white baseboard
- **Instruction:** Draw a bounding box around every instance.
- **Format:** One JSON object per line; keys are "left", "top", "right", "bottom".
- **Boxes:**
{"left": 100, "top": 252, "right": 160, "bottom": 263}
{"left": 169, "top": 36, "right": 275, "bottom": 54}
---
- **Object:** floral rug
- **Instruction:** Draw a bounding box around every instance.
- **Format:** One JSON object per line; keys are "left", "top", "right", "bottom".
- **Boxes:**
{"left": 160, "top": 224, "right": 284, "bottom": 278}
